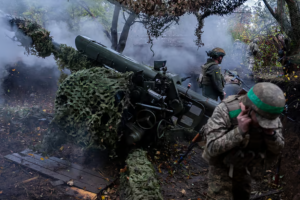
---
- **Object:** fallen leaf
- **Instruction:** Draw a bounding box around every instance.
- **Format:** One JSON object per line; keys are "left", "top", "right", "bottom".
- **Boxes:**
{"left": 0, "top": 191, "right": 2, "bottom": 194}
{"left": 36, "top": 127, "right": 40, "bottom": 131}
{"left": 98, "top": 187, "right": 102, "bottom": 190}
{"left": 120, "top": 166, "right": 127, "bottom": 173}
{"left": 40, "top": 157, "right": 44, "bottom": 161}
{"left": 67, "top": 179, "right": 74, "bottom": 186}
{"left": 43, "top": 109, "right": 46, "bottom": 112}
{"left": 181, "top": 189, "right": 186, "bottom": 195}
{"left": 28, "top": 153, "right": 34, "bottom": 157}
{"left": 12, "top": 69, "right": 15, "bottom": 71}
{"left": 60, "top": 146, "right": 64, "bottom": 151}
{"left": 156, "top": 151, "right": 160, "bottom": 155}
{"left": 101, "top": 196, "right": 105, "bottom": 200}
{"left": 45, "top": 157, "right": 49, "bottom": 159}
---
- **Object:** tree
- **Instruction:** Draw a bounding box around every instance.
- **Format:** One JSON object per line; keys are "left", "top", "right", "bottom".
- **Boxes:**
{"left": 106, "top": 0, "right": 249, "bottom": 48}
{"left": 73, "top": 0, "right": 179, "bottom": 53}
{"left": 262, "top": 0, "right": 300, "bottom": 56}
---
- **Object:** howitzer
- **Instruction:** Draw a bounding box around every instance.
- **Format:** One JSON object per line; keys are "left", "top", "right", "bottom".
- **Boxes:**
{"left": 74, "top": 35, "right": 218, "bottom": 144}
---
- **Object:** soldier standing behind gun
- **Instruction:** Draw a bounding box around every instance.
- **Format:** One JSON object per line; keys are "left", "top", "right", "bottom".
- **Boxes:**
{"left": 246, "top": 38, "right": 259, "bottom": 73}
{"left": 201, "top": 82, "right": 285, "bottom": 200}
{"left": 198, "top": 48, "right": 226, "bottom": 101}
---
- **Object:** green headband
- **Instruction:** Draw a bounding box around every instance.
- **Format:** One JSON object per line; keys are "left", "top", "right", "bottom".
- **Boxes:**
{"left": 247, "top": 87, "right": 284, "bottom": 114}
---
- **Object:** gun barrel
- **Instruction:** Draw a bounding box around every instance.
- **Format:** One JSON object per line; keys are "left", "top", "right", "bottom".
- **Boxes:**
{"left": 75, "top": 35, "right": 157, "bottom": 79}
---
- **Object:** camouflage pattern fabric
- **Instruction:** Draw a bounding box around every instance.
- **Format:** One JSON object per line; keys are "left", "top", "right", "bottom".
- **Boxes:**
{"left": 52, "top": 67, "right": 132, "bottom": 158}
{"left": 120, "top": 149, "right": 163, "bottom": 200}
{"left": 207, "top": 164, "right": 251, "bottom": 200}
{"left": 247, "top": 56, "right": 255, "bottom": 71}
{"left": 246, "top": 42, "right": 259, "bottom": 71}
{"left": 202, "top": 100, "right": 284, "bottom": 199}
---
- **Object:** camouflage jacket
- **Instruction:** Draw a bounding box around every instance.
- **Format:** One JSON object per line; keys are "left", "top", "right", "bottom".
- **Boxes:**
{"left": 246, "top": 42, "right": 259, "bottom": 57}
{"left": 202, "top": 97, "right": 284, "bottom": 169}
{"left": 201, "top": 59, "right": 225, "bottom": 100}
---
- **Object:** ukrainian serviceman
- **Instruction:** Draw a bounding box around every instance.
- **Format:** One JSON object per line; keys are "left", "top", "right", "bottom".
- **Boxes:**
{"left": 202, "top": 82, "right": 285, "bottom": 200}
{"left": 198, "top": 48, "right": 226, "bottom": 101}
{"left": 246, "top": 38, "right": 259, "bottom": 72}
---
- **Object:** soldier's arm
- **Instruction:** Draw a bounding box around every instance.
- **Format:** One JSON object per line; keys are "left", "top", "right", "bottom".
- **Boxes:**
{"left": 263, "top": 126, "right": 284, "bottom": 167}
{"left": 205, "top": 103, "right": 247, "bottom": 157}
{"left": 263, "top": 127, "right": 284, "bottom": 154}
{"left": 207, "top": 65, "right": 224, "bottom": 100}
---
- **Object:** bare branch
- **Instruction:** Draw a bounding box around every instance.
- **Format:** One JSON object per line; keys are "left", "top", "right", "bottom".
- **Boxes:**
{"left": 76, "top": 0, "right": 96, "bottom": 18}
{"left": 262, "top": 0, "right": 278, "bottom": 20}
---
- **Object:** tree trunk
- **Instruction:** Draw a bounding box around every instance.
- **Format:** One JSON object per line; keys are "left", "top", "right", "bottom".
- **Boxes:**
{"left": 111, "top": 4, "right": 121, "bottom": 51}
{"left": 284, "top": 0, "right": 300, "bottom": 55}
{"left": 263, "top": 0, "right": 300, "bottom": 55}
{"left": 116, "top": 12, "right": 136, "bottom": 53}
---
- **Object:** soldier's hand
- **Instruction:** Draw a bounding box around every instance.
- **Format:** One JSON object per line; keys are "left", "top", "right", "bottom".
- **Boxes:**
{"left": 237, "top": 103, "right": 252, "bottom": 133}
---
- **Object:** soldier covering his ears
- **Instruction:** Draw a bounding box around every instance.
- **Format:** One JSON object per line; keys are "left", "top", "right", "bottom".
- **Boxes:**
{"left": 201, "top": 82, "right": 285, "bottom": 200}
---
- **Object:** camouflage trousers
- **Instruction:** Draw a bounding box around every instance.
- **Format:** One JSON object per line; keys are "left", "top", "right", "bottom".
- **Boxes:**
{"left": 206, "top": 165, "right": 251, "bottom": 200}
{"left": 247, "top": 56, "right": 255, "bottom": 71}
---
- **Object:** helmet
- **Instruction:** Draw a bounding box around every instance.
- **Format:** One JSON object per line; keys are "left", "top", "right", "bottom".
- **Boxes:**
{"left": 206, "top": 47, "right": 226, "bottom": 58}
{"left": 241, "top": 82, "right": 285, "bottom": 128}
{"left": 253, "top": 38, "right": 259, "bottom": 43}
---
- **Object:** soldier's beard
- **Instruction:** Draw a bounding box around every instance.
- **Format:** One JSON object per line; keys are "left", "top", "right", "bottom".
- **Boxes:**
{"left": 218, "top": 57, "right": 223, "bottom": 64}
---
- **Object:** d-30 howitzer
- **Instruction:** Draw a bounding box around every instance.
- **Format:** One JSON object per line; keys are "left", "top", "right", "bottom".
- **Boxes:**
{"left": 74, "top": 35, "right": 218, "bottom": 144}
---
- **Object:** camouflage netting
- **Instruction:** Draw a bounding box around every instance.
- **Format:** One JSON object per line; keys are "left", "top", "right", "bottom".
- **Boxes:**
{"left": 10, "top": 17, "right": 133, "bottom": 157}
{"left": 52, "top": 67, "right": 132, "bottom": 157}
{"left": 11, "top": 18, "right": 98, "bottom": 73}
{"left": 12, "top": 18, "right": 53, "bottom": 58}
{"left": 119, "top": 149, "right": 163, "bottom": 200}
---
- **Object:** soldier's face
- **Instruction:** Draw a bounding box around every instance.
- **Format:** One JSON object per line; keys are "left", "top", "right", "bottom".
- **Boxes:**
{"left": 249, "top": 110, "right": 275, "bottom": 133}
{"left": 218, "top": 56, "right": 223, "bottom": 64}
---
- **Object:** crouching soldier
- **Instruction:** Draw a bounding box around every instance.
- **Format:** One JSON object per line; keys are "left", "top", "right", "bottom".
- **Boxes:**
{"left": 202, "top": 82, "right": 285, "bottom": 200}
